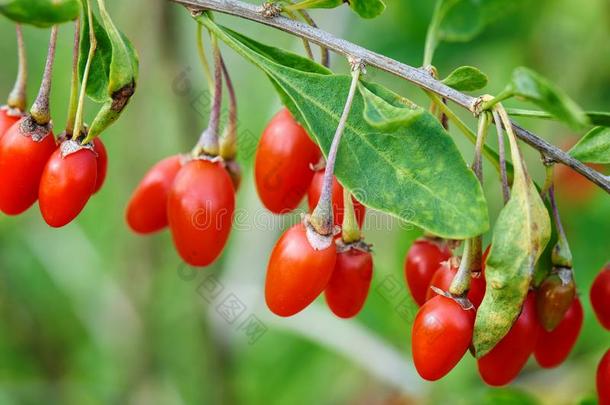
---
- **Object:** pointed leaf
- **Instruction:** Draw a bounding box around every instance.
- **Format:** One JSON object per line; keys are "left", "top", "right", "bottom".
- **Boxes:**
{"left": 587, "top": 112, "right": 610, "bottom": 127}
{"left": 569, "top": 127, "right": 610, "bottom": 164}
{"left": 200, "top": 20, "right": 489, "bottom": 239}
{"left": 358, "top": 83, "right": 420, "bottom": 131}
{"left": 79, "top": 0, "right": 138, "bottom": 140}
{"left": 508, "top": 67, "right": 589, "bottom": 129}
{"left": 438, "top": 0, "right": 524, "bottom": 43}
{"left": 349, "top": 0, "right": 386, "bottom": 19}
{"left": 0, "top": 0, "right": 79, "bottom": 27}
{"left": 473, "top": 120, "right": 551, "bottom": 357}
{"left": 442, "top": 66, "right": 488, "bottom": 92}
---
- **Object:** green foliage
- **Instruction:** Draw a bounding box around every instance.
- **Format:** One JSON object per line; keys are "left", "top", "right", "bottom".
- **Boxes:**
{"left": 0, "top": 0, "right": 79, "bottom": 27}
{"left": 200, "top": 19, "right": 489, "bottom": 239}
{"left": 442, "top": 65, "right": 488, "bottom": 91}
{"left": 359, "top": 83, "right": 419, "bottom": 131}
{"left": 478, "top": 387, "right": 540, "bottom": 405}
{"left": 569, "top": 127, "right": 610, "bottom": 164}
{"left": 474, "top": 115, "right": 551, "bottom": 357}
{"left": 507, "top": 67, "right": 589, "bottom": 129}
{"left": 349, "top": 0, "right": 386, "bottom": 19}
{"left": 424, "top": 0, "right": 523, "bottom": 64}
{"left": 437, "top": 0, "right": 523, "bottom": 42}
{"left": 78, "top": 0, "right": 138, "bottom": 141}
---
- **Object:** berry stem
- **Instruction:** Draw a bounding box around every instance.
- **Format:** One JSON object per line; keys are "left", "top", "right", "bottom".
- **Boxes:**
{"left": 7, "top": 24, "right": 27, "bottom": 112}
{"left": 427, "top": 92, "right": 505, "bottom": 178}
{"left": 198, "top": 33, "right": 222, "bottom": 156}
{"left": 284, "top": 8, "right": 314, "bottom": 60}
{"left": 449, "top": 113, "right": 489, "bottom": 297}
{"left": 30, "top": 25, "right": 58, "bottom": 126}
{"left": 341, "top": 188, "right": 361, "bottom": 244}
{"left": 422, "top": 0, "right": 443, "bottom": 67}
{"left": 74, "top": 0, "right": 97, "bottom": 139}
{"left": 540, "top": 158, "right": 554, "bottom": 197}
{"left": 65, "top": 18, "right": 81, "bottom": 136}
{"left": 492, "top": 109, "right": 510, "bottom": 204}
{"left": 310, "top": 58, "right": 363, "bottom": 236}
{"left": 219, "top": 55, "right": 237, "bottom": 160}
{"left": 548, "top": 185, "right": 573, "bottom": 268}
{"left": 196, "top": 23, "right": 214, "bottom": 90}
{"left": 295, "top": 8, "right": 329, "bottom": 67}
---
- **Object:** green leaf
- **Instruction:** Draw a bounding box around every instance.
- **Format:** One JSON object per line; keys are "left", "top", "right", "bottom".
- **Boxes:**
{"left": 200, "top": 19, "right": 489, "bottom": 239}
{"left": 0, "top": 0, "right": 79, "bottom": 27}
{"left": 587, "top": 112, "right": 610, "bottom": 127}
{"left": 474, "top": 119, "right": 551, "bottom": 357}
{"left": 79, "top": 10, "right": 112, "bottom": 103}
{"left": 508, "top": 67, "right": 589, "bottom": 129}
{"left": 569, "top": 127, "right": 610, "bottom": 164}
{"left": 358, "top": 83, "right": 420, "bottom": 131}
{"left": 438, "top": 0, "right": 523, "bottom": 42}
{"left": 349, "top": 0, "right": 386, "bottom": 19}
{"left": 79, "top": 0, "right": 138, "bottom": 141}
{"left": 442, "top": 66, "right": 488, "bottom": 91}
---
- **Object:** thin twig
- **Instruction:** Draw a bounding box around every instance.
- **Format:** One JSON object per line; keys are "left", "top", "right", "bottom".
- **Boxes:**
{"left": 169, "top": 0, "right": 610, "bottom": 194}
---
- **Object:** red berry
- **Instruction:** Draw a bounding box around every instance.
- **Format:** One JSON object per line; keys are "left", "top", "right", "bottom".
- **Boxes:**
{"left": 598, "top": 349, "right": 610, "bottom": 405}
{"left": 534, "top": 298, "right": 583, "bottom": 368}
{"left": 411, "top": 294, "right": 475, "bottom": 381}
{"left": 0, "top": 107, "right": 21, "bottom": 139}
{"left": 324, "top": 248, "right": 372, "bottom": 318}
{"left": 126, "top": 155, "right": 182, "bottom": 234}
{"left": 168, "top": 159, "right": 235, "bottom": 266}
{"left": 265, "top": 223, "right": 336, "bottom": 317}
{"left": 0, "top": 117, "right": 56, "bottom": 215}
{"left": 591, "top": 264, "right": 610, "bottom": 330}
{"left": 38, "top": 141, "right": 98, "bottom": 227}
{"left": 426, "top": 261, "right": 486, "bottom": 308}
{"left": 307, "top": 169, "right": 366, "bottom": 228}
{"left": 536, "top": 270, "right": 576, "bottom": 331}
{"left": 254, "top": 108, "right": 320, "bottom": 214}
{"left": 404, "top": 238, "right": 451, "bottom": 306}
{"left": 477, "top": 292, "right": 540, "bottom": 386}
{"left": 92, "top": 137, "right": 108, "bottom": 194}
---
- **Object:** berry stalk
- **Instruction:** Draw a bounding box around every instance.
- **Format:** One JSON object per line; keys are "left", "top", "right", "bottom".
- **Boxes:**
{"left": 74, "top": 0, "right": 97, "bottom": 139}
{"left": 309, "top": 58, "right": 363, "bottom": 236}
{"left": 219, "top": 55, "right": 237, "bottom": 160}
{"left": 341, "top": 187, "right": 361, "bottom": 243}
{"left": 492, "top": 109, "right": 510, "bottom": 204}
{"left": 197, "top": 33, "right": 222, "bottom": 156}
{"left": 196, "top": 23, "right": 214, "bottom": 90}
{"left": 449, "top": 113, "right": 489, "bottom": 297}
{"left": 7, "top": 25, "right": 27, "bottom": 112}
{"left": 65, "top": 18, "right": 81, "bottom": 136}
{"left": 30, "top": 26, "right": 58, "bottom": 126}
{"left": 548, "top": 185, "right": 573, "bottom": 268}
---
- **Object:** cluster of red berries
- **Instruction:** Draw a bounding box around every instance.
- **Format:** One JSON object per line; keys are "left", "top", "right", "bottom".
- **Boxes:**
{"left": 405, "top": 237, "right": 610, "bottom": 400}
{"left": 0, "top": 114, "right": 107, "bottom": 227}
{"left": 126, "top": 154, "right": 236, "bottom": 267}
{"left": 592, "top": 265, "right": 610, "bottom": 404}
{"left": 255, "top": 109, "right": 371, "bottom": 318}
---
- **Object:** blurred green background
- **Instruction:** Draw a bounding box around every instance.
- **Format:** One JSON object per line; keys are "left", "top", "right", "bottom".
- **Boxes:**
{"left": 0, "top": 0, "right": 609, "bottom": 404}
